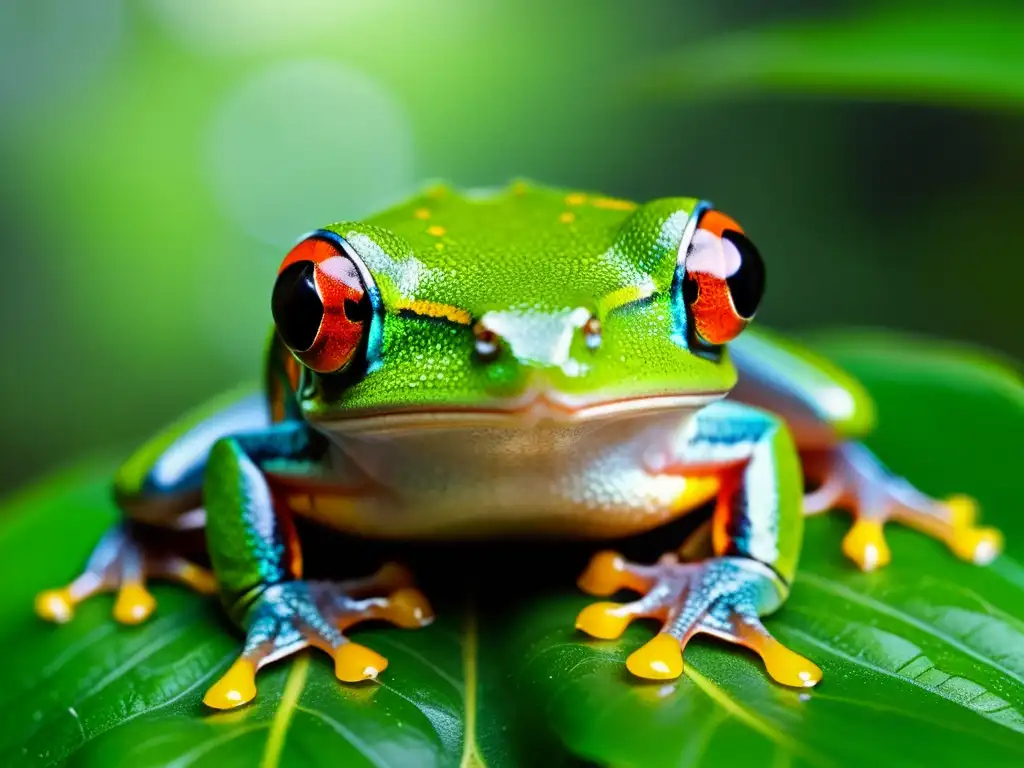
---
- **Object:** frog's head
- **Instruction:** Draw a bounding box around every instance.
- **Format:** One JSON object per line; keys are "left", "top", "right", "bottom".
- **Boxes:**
{"left": 270, "top": 183, "right": 765, "bottom": 433}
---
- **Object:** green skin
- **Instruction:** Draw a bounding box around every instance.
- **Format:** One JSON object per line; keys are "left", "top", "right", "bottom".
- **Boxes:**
{"left": 40, "top": 182, "right": 999, "bottom": 706}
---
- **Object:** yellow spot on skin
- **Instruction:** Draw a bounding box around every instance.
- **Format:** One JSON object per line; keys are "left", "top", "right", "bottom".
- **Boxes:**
{"left": 559, "top": 211, "right": 575, "bottom": 224}
{"left": 435, "top": 242, "right": 445, "bottom": 251}
{"left": 427, "top": 225, "right": 447, "bottom": 237}
{"left": 598, "top": 283, "right": 657, "bottom": 315}
{"left": 394, "top": 299, "right": 472, "bottom": 325}
{"left": 334, "top": 642, "right": 388, "bottom": 682}
{"left": 565, "top": 193, "right": 587, "bottom": 206}
{"left": 591, "top": 196, "right": 637, "bottom": 211}
{"left": 414, "top": 208, "right": 431, "bottom": 220}
{"left": 627, "top": 634, "right": 683, "bottom": 680}
{"left": 204, "top": 658, "right": 258, "bottom": 710}
{"left": 575, "top": 601, "right": 632, "bottom": 639}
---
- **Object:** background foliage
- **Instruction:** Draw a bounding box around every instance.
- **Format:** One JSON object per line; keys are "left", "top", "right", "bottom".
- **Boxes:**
{"left": 1, "top": 0, "right": 1022, "bottom": 494}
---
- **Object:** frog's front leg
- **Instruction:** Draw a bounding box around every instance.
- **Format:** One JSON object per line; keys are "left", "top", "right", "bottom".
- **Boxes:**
{"left": 575, "top": 401, "right": 822, "bottom": 688}
{"left": 200, "top": 423, "right": 433, "bottom": 710}
{"left": 729, "top": 329, "right": 1003, "bottom": 571}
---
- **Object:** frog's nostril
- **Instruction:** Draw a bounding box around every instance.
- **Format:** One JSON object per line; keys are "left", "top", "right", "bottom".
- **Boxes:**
{"left": 473, "top": 322, "right": 502, "bottom": 362}
{"left": 582, "top": 316, "right": 602, "bottom": 350}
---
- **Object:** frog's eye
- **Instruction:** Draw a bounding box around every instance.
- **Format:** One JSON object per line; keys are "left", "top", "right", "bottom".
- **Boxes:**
{"left": 272, "top": 234, "right": 373, "bottom": 374}
{"left": 679, "top": 209, "right": 765, "bottom": 345}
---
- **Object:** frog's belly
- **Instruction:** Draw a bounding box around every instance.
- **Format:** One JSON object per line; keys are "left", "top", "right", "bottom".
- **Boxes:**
{"left": 281, "top": 408, "right": 720, "bottom": 539}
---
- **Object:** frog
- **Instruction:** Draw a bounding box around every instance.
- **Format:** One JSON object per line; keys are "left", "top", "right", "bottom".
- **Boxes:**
{"left": 35, "top": 181, "right": 1004, "bottom": 711}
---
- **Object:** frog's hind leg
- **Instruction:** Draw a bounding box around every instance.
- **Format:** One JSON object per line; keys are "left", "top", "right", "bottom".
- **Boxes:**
{"left": 728, "top": 328, "right": 1003, "bottom": 571}
{"left": 801, "top": 443, "right": 1002, "bottom": 571}
{"left": 35, "top": 390, "right": 267, "bottom": 625}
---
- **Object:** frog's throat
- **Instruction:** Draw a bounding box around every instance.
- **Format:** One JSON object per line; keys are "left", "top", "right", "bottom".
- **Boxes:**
{"left": 308, "top": 390, "right": 727, "bottom": 435}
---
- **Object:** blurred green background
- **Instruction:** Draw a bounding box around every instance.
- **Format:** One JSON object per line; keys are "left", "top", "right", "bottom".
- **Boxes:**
{"left": 1, "top": 0, "right": 1022, "bottom": 495}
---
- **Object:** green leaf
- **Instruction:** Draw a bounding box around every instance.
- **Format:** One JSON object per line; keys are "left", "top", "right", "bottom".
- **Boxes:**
{"left": 1, "top": 332, "right": 1022, "bottom": 767}
{"left": 636, "top": 4, "right": 1024, "bottom": 111}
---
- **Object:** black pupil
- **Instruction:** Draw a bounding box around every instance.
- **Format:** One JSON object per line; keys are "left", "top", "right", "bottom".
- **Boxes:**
{"left": 272, "top": 261, "right": 324, "bottom": 353}
{"left": 722, "top": 230, "right": 766, "bottom": 319}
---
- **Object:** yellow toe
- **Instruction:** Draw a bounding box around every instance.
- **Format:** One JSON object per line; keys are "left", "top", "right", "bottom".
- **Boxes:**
{"left": 383, "top": 588, "right": 435, "bottom": 628}
{"left": 944, "top": 494, "right": 979, "bottom": 528}
{"left": 759, "top": 637, "right": 823, "bottom": 689}
{"left": 626, "top": 634, "right": 683, "bottom": 680}
{"left": 203, "top": 659, "right": 257, "bottom": 710}
{"left": 842, "top": 520, "right": 892, "bottom": 572}
{"left": 575, "top": 602, "right": 632, "bottom": 640}
{"left": 577, "top": 551, "right": 629, "bottom": 596}
{"left": 949, "top": 526, "right": 1003, "bottom": 565}
{"left": 113, "top": 582, "right": 156, "bottom": 625}
{"left": 35, "top": 588, "right": 75, "bottom": 624}
{"left": 335, "top": 643, "right": 388, "bottom": 682}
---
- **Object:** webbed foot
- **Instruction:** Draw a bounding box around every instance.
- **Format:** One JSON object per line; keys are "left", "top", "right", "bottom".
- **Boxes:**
{"left": 575, "top": 551, "right": 821, "bottom": 688}
{"left": 804, "top": 443, "right": 1003, "bottom": 571}
{"left": 35, "top": 525, "right": 216, "bottom": 625}
{"left": 203, "top": 562, "right": 433, "bottom": 710}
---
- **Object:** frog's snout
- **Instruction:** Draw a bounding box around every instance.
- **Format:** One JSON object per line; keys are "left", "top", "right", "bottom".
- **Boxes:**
{"left": 472, "top": 307, "right": 601, "bottom": 378}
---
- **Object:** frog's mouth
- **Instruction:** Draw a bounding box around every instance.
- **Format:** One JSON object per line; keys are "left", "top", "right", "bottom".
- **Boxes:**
{"left": 309, "top": 390, "right": 726, "bottom": 435}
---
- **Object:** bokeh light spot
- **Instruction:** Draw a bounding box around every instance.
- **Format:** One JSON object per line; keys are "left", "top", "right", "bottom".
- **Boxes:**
{"left": 206, "top": 59, "right": 415, "bottom": 247}
{"left": 146, "top": 0, "right": 370, "bottom": 53}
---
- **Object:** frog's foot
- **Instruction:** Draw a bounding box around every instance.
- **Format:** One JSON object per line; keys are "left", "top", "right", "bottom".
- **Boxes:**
{"left": 803, "top": 443, "right": 1003, "bottom": 571}
{"left": 35, "top": 525, "right": 216, "bottom": 625}
{"left": 575, "top": 551, "right": 821, "bottom": 688}
{"left": 203, "top": 563, "right": 434, "bottom": 711}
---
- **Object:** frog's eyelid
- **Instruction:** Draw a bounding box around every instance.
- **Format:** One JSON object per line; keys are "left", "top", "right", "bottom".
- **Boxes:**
{"left": 307, "top": 229, "right": 386, "bottom": 370}
{"left": 677, "top": 199, "right": 714, "bottom": 267}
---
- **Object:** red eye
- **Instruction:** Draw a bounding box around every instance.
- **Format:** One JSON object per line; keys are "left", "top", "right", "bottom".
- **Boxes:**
{"left": 271, "top": 234, "right": 372, "bottom": 374}
{"left": 680, "top": 209, "right": 765, "bottom": 345}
